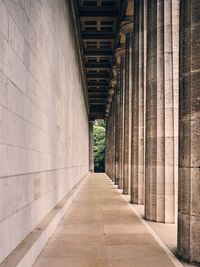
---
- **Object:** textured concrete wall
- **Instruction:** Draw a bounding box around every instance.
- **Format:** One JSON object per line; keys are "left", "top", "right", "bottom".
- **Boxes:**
{"left": 0, "top": 0, "right": 89, "bottom": 263}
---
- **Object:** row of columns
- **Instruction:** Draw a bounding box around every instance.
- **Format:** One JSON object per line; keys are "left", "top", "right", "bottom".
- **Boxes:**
{"left": 105, "top": 0, "right": 200, "bottom": 264}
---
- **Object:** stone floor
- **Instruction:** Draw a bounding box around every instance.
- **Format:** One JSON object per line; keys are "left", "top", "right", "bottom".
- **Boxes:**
{"left": 34, "top": 173, "right": 181, "bottom": 267}
{"left": 130, "top": 204, "right": 196, "bottom": 267}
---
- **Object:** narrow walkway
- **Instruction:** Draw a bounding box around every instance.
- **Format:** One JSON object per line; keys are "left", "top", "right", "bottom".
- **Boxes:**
{"left": 34, "top": 173, "right": 177, "bottom": 267}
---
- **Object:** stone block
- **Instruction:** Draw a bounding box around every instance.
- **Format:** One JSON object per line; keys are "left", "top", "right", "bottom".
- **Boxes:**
{"left": 178, "top": 167, "right": 190, "bottom": 214}
{"left": 16, "top": 175, "right": 34, "bottom": 211}
{"left": 0, "top": 1, "right": 9, "bottom": 40}
{"left": 7, "top": 80, "right": 24, "bottom": 117}
{"left": 21, "top": 204, "right": 31, "bottom": 240}
{"left": 0, "top": 71, "right": 8, "bottom": 108}
{"left": 1, "top": 108, "right": 26, "bottom": 148}
{"left": 6, "top": 146, "right": 20, "bottom": 176}
{"left": 0, "top": 217, "right": 11, "bottom": 263}
{"left": 9, "top": 15, "right": 25, "bottom": 62}
{"left": 3, "top": 40, "right": 26, "bottom": 93}
{"left": 0, "top": 34, "right": 3, "bottom": 71}
{"left": 191, "top": 168, "right": 200, "bottom": 216}
{"left": 0, "top": 180, "right": 2, "bottom": 220}
{"left": 10, "top": 210, "right": 22, "bottom": 251}
{"left": 2, "top": 176, "right": 17, "bottom": 219}
{"left": 191, "top": 215, "right": 200, "bottom": 262}
{"left": 178, "top": 212, "right": 190, "bottom": 260}
{"left": 0, "top": 144, "right": 7, "bottom": 178}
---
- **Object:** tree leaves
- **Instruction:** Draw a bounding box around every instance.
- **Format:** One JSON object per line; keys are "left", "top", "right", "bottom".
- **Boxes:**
{"left": 93, "top": 120, "right": 106, "bottom": 172}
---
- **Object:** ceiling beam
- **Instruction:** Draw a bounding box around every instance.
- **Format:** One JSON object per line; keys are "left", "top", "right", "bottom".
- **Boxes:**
{"left": 84, "top": 49, "right": 113, "bottom": 56}
{"left": 85, "top": 63, "right": 111, "bottom": 68}
{"left": 82, "top": 32, "right": 115, "bottom": 39}
{"left": 79, "top": 8, "right": 119, "bottom": 17}
{"left": 89, "top": 97, "right": 107, "bottom": 101}
{"left": 87, "top": 81, "right": 109, "bottom": 86}
{"left": 88, "top": 87, "right": 108, "bottom": 94}
{"left": 88, "top": 95, "right": 108, "bottom": 98}
{"left": 86, "top": 73, "right": 110, "bottom": 78}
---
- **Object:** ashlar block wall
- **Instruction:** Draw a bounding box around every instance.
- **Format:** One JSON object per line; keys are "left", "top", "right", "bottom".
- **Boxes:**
{"left": 0, "top": 0, "right": 89, "bottom": 262}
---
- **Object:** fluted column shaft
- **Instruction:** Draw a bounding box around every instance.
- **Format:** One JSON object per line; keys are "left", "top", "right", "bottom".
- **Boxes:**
{"left": 105, "top": 114, "right": 111, "bottom": 177}
{"left": 145, "top": 0, "right": 178, "bottom": 223}
{"left": 123, "top": 32, "right": 133, "bottom": 195}
{"left": 110, "top": 101, "right": 115, "bottom": 181}
{"left": 89, "top": 121, "right": 94, "bottom": 172}
{"left": 178, "top": 0, "right": 200, "bottom": 263}
{"left": 108, "top": 112, "right": 112, "bottom": 178}
{"left": 105, "top": 122, "right": 108, "bottom": 174}
{"left": 118, "top": 57, "right": 126, "bottom": 189}
{"left": 131, "top": 0, "right": 146, "bottom": 204}
{"left": 114, "top": 73, "right": 121, "bottom": 185}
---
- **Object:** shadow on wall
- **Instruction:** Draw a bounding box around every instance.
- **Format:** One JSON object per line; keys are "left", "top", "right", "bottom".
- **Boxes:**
{"left": 93, "top": 120, "right": 106, "bottom": 173}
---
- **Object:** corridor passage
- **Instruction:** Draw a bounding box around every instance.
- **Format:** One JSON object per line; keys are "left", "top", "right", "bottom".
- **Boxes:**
{"left": 34, "top": 173, "right": 177, "bottom": 267}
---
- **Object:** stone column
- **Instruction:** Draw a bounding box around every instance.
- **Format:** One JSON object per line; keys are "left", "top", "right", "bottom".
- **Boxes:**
{"left": 113, "top": 70, "right": 121, "bottom": 185}
{"left": 106, "top": 116, "right": 109, "bottom": 176}
{"left": 115, "top": 48, "right": 126, "bottom": 189}
{"left": 112, "top": 91, "right": 116, "bottom": 182}
{"left": 109, "top": 99, "right": 115, "bottom": 182}
{"left": 112, "top": 99, "right": 116, "bottom": 181}
{"left": 89, "top": 121, "right": 94, "bottom": 172}
{"left": 172, "top": 0, "right": 179, "bottom": 222}
{"left": 118, "top": 60, "right": 125, "bottom": 189}
{"left": 105, "top": 113, "right": 111, "bottom": 176}
{"left": 105, "top": 121, "right": 108, "bottom": 174}
{"left": 109, "top": 102, "right": 113, "bottom": 180}
{"left": 121, "top": 23, "right": 133, "bottom": 195}
{"left": 107, "top": 111, "right": 112, "bottom": 178}
{"left": 178, "top": 0, "right": 200, "bottom": 263}
{"left": 131, "top": 0, "right": 146, "bottom": 204}
{"left": 145, "top": 0, "right": 178, "bottom": 223}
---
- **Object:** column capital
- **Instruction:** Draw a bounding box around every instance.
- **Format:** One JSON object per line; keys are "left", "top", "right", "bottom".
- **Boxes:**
{"left": 114, "top": 45, "right": 126, "bottom": 67}
{"left": 119, "top": 21, "right": 134, "bottom": 45}
{"left": 112, "top": 64, "right": 121, "bottom": 76}
{"left": 120, "top": 21, "right": 133, "bottom": 35}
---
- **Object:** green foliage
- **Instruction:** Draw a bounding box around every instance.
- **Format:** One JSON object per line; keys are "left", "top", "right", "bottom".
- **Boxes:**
{"left": 93, "top": 120, "right": 106, "bottom": 172}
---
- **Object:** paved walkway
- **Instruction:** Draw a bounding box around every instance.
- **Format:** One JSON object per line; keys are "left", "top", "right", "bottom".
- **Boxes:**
{"left": 34, "top": 173, "right": 177, "bottom": 267}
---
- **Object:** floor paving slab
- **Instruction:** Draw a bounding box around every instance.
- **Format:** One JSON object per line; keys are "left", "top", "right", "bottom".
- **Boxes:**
{"left": 34, "top": 173, "right": 180, "bottom": 267}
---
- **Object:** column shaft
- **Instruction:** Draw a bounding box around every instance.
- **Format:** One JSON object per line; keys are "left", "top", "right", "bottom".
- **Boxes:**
{"left": 131, "top": 0, "right": 146, "bottom": 204}
{"left": 123, "top": 33, "right": 133, "bottom": 195}
{"left": 114, "top": 73, "right": 121, "bottom": 185}
{"left": 108, "top": 113, "right": 112, "bottom": 177}
{"left": 178, "top": 0, "right": 200, "bottom": 263}
{"left": 119, "top": 57, "right": 126, "bottom": 189}
{"left": 89, "top": 121, "right": 94, "bottom": 172}
{"left": 145, "top": 0, "right": 178, "bottom": 223}
{"left": 110, "top": 102, "right": 115, "bottom": 181}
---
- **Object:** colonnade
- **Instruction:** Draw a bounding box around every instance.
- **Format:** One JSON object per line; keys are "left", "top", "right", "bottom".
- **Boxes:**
{"left": 105, "top": 0, "right": 200, "bottom": 264}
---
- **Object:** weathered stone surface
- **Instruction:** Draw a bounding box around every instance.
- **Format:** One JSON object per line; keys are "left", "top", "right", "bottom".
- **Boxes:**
{"left": 178, "top": 0, "right": 200, "bottom": 263}
{"left": 119, "top": 57, "right": 126, "bottom": 189}
{"left": 114, "top": 75, "right": 121, "bottom": 185}
{"left": 89, "top": 121, "right": 94, "bottom": 172}
{"left": 131, "top": 0, "right": 145, "bottom": 205}
{"left": 145, "top": 0, "right": 179, "bottom": 223}
{"left": 123, "top": 32, "right": 133, "bottom": 195}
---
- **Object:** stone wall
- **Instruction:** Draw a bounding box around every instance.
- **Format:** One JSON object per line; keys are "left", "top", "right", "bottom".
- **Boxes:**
{"left": 0, "top": 0, "right": 89, "bottom": 263}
